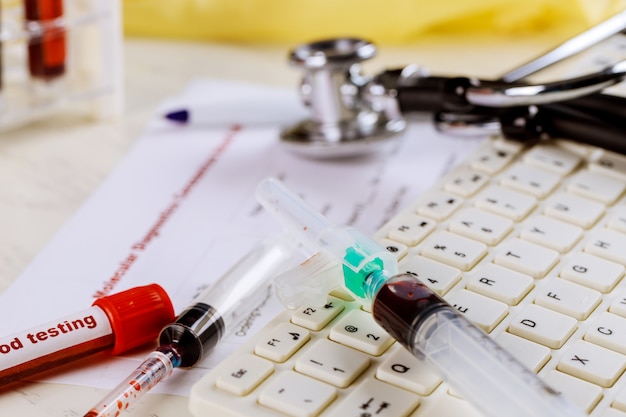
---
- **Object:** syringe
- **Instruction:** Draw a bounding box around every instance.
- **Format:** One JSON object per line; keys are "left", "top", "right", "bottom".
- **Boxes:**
{"left": 256, "top": 178, "right": 585, "bottom": 417}
{"left": 83, "top": 238, "right": 294, "bottom": 417}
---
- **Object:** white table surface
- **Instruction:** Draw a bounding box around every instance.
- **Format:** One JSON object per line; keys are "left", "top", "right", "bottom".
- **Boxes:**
{"left": 0, "top": 32, "right": 590, "bottom": 416}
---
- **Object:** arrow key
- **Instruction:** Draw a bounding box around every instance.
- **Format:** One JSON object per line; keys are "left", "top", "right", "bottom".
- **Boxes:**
{"left": 325, "top": 378, "right": 419, "bottom": 417}
{"left": 258, "top": 371, "right": 336, "bottom": 417}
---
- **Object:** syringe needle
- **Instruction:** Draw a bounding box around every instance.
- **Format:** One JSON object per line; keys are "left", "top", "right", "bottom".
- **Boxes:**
{"left": 83, "top": 238, "right": 294, "bottom": 417}
{"left": 84, "top": 351, "right": 177, "bottom": 417}
{"left": 257, "top": 178, "right": 586, "bottom": 417}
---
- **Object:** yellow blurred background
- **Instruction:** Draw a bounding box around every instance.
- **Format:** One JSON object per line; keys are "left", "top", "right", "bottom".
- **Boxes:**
{"left": 122, "top": 0, "right": 626, "bottom": 45}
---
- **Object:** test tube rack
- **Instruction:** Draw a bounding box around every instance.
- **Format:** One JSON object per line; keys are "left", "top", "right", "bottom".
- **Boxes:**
{"left": 0, "top": 0, "right": 123, "bottom": 131}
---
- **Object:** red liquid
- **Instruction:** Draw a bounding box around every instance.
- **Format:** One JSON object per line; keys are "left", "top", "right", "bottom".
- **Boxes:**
{"left": 371, "top": 274, "right": 447, "bottom": 348}
{"left": 0, "top": 334, "right": 114, "bottom": 387}
{"left": 24, "top": 0, "right": 66, "bottom": 79}
{"left": 1, "top": 6, "right": 3, "bottom": 92}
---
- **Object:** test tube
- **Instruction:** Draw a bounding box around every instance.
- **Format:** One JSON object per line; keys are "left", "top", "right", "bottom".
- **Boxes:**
{"left": 1, "top": 3, "right": 3, "bottom": 111}
{"left": 0, "top": 284, "right": 175, "bottom": 386}
{"left": 23, "top": 0, "right": 66, "bottom": 80}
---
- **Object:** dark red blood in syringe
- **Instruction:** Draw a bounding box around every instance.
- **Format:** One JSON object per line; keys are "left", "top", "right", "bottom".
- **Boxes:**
{"left": 371, "top": 274, "right": 447, "bottom": 346}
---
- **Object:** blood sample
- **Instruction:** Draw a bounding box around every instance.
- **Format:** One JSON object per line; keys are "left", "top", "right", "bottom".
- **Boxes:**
{"left": 0, "top": 284, "right": 175, "bottom": 386}
{"left": 24, "top": 0, "right": 66, "bottom": 80}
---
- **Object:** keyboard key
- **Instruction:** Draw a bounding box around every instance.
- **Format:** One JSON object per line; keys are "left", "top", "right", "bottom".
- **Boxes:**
{"left": 493, "top": 238, "right": 559, "bottom": 278}
{"left": 325, "top": 378, "right": 420, "bottom": 417}
{"left": 590, "top": 151, "right": 626, "bottom": 182}
{"left": 258, "top": 371, "right": 336, "bottom": 417}
{"left": 466, "top": 263, "right": 533, "bottom": 305}
{"left": 500, "top": 162, "right": 561, "bottom": 198}
{"left": 554, "top": 138, "right": 592, "bottom": 157}
{"left": 378, "top": 238, "right": 408, "bottom": 260}
{"left": 585, "top": 228, "right": 626, "bottom": 265}
{"left": 534, "top": 278, "right": 601, "bottom": 320}
{"left": 420, "top": 231, "right": 487, "bottom": 271}
{"left": 567, "top": 170, "right": 626, "bottom": 204}
{"left": 329, "top": 287, "right": 355, "bottom": 302}
{"left": 444, "top": 168, "right": 489, "bottom": 197}
{"left": 254, "top": 322, "right": 311, "bottom": 363}
{"left": 475, "top": 185, "right": 537, "bottom": 221}
{"left": 291, "top": 297, "right": 346, "bottom": 331}
{"left": 329, "top": 309, "right": 395, "bottom": 356}
{"left": 543, "top": 370, "right": 603, "bottom": 413}
{"left": 605, "top": 408, "right": 626, "bottom": 417}
{"left": 411, "top": 393, "right": 483, "bottom": 417}
{"left": 493, "top": 137, "right": 526, "bottom": 153}
{"left": 608, "top": 205, "right": 626, "bottom": 234}
{"left": 495, "top": 332, "right": 550, "bottom": 372}
{"left": 376, "top": 344, "right": 442, "bottom": 395}
{"left": 470, "top": 143, "right": 517, "bottom": 174}
{"left": 544, "top": 192, "right": 605, "bottom": 229}
{"left": 416, "top": 191, "right": 463, "bottom": 221}
{"left": 295, "top": 339, "right": 370, "bottom": 388}
{"left": 523, "top": 143, "right": 581, "bottom": 175}
{"left": 613, "top": 385, "right": 626, "bottom": 412}
{"left": 519, "top": 215, "right": 583, "bottom": 253}
{"left": 386, "top": 213, "right": 435, "bottom": 246}
{"left": 559, "top": 252, "right": 624, "bottom": 293}
{"left": 609, "top": 294, "right": 626, "bottom": 318}
{"left": 508, "top": 304, "right": 577, "bottom": 348}
{"left": 215, "top": 353, "right": 274, "bottom": 396}
{"left": 584, "top": 312, "right": 626, "bottom": 355}
{"left": 448, "top": 207, "right": 513, "bottom": 245}
{"left": 398, "top": 255, "right": 461, "bottom": 295}
{"left": 557, "top": 340, "right": 626, "bottom": 387}
{"left": 446, "top": 289, "right": 508, "bottom": 333}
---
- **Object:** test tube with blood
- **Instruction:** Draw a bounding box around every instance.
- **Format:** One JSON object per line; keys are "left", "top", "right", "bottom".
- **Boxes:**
{"left": 0, "top": 284, "right": 175, "bottom": 386}
{"left": 23, "top": 0, "right": 66, "bottom": 80}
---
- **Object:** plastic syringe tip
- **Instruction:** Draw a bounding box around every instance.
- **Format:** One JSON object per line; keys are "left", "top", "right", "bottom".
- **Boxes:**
{"left": 256, "top": 178, "right": 331, "bottom": 252}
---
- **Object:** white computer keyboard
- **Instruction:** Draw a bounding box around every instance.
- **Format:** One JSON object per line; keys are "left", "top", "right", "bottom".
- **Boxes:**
{"left": 189, "top": 135, "right": 626, "bottom": 417}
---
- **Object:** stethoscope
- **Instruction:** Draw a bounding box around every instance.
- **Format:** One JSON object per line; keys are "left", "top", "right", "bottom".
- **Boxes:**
{"left": 280, "top": 14, "right": 626, "bottom": 158}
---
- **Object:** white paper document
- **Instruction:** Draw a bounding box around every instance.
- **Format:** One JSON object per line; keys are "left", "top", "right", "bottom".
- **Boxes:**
{"left": 0, "top": 79, "right": 483, "bottom": 396}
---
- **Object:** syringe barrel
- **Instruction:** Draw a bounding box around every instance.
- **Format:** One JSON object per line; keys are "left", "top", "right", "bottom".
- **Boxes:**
{"left": 412, "top": 310, "right": 583, "bottom": 417}
{"left": 372, "top": 274, "right": 585, "bottom": 417}
{"left": 159, "top": 238, "right": 293, "bottom": 368}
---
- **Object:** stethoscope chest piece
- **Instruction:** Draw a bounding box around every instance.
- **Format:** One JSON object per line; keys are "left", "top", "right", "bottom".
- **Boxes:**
{"left": 280, "top": 38, "right": 406, "bottom": 158}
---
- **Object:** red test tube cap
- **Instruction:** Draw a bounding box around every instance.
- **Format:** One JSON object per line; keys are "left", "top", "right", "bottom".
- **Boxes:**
{"left": 92, "top": 284, "right": 176, "bottom": 355}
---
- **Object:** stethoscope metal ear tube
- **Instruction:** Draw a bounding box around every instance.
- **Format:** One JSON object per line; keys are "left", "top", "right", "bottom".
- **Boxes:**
{"left": 389, "top": 60, "right": 626, "bottom": 110}
{"left": 463, "top": 60, "right": 626, "bottom": 107}
{"left": 499, "top": 9, "right": 626, "bottom": 82}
